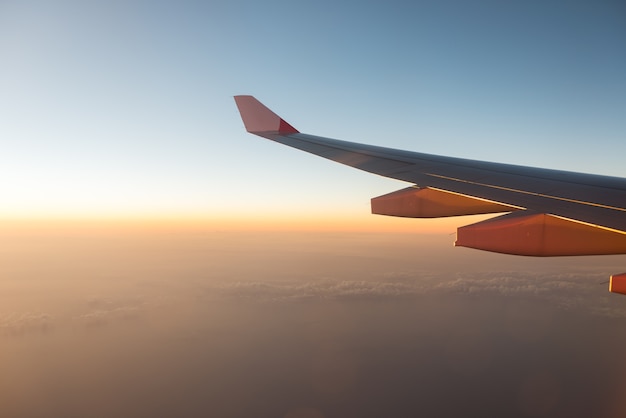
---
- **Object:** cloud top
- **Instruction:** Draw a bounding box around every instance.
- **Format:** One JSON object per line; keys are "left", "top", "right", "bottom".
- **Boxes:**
{"left": 214, "top": 270, "right": 626, "bottom": 317}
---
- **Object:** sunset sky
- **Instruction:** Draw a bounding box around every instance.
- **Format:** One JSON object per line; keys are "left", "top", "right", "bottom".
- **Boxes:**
{"left": 1, "top": 0, "right": 625, "bottom": 228}
{"left": 2, "top": 2, "right": 626, "bottom": 417}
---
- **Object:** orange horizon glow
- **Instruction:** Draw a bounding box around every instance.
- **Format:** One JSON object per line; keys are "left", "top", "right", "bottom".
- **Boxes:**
{"left": 0, "top": 213, "right": 495, "bottom": 234}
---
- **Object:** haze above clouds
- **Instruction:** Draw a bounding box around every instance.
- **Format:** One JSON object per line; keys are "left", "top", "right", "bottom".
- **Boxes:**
{"left": 2, "top": 227, "right": 625, "bottom": 417}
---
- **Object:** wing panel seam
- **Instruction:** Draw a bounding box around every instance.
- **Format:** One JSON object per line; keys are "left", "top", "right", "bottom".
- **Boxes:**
{"left": 425, "top": 173, "right": 626, "bottom": 213}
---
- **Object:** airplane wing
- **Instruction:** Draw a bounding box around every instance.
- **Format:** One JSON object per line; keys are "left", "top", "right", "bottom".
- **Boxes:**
{"left": 234, "top": 95, "right": 626, "bottom": 295}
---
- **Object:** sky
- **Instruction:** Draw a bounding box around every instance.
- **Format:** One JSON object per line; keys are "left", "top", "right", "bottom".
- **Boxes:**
{"left": 1, "top": 0, "right": 625, "bottom": 225}
{"left": 2, "top": 1, "right": 626, "bottom": 417}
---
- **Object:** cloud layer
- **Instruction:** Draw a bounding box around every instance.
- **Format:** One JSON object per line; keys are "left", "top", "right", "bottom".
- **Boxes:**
{"left": 0, "top": 312, "right": 52, "bottom": 337}
{"left": 213, "top": 270, "right": 626, "bottom": 318}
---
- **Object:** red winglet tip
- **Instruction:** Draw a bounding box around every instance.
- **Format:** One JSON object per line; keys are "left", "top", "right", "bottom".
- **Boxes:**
{"left": 279, "top": 118, "right": 299, "bottom": 134}
{"left": 234, "top": 95, "right": 299, "bottom": 134}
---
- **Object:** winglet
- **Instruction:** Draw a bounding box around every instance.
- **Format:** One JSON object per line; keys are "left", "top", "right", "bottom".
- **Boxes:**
{"left": 234, "top": 95, "right": 299, "bottom": 134}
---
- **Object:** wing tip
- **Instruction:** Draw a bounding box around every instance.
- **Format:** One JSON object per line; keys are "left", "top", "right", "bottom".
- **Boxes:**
{"left": 234, "top": 95, "right": 299, "bottom": 134}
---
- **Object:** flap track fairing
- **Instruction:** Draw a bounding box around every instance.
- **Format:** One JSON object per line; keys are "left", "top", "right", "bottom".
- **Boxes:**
{"left": 455, "top": 212, "right": 626, "bottom": 256}
{"left": 371, "top": 186, "right": 519, "bottom": 218}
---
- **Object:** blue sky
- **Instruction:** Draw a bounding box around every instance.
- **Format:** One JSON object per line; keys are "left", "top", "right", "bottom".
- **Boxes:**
{"left": 1, "top": 0, "right": 625, "bottom": 223}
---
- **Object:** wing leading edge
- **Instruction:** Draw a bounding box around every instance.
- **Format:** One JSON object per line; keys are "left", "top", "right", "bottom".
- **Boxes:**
{"left": 234, "top": 95, "right": 626, "bottom": 294}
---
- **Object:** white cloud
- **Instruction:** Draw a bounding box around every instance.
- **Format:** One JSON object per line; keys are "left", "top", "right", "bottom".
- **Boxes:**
{"left": 212, "top": 270, "right": 626, "bottom": 318}
{"left": 79, "top": 305, "right": 142, "bottom": 328}
{"left": 215, "top": 279, "right": 423, "bottom": 303}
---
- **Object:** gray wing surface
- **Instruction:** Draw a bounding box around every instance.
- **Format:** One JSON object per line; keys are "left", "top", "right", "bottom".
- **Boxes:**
{"left": 270, "top": 131, "right": 626, "bottom": 232}
{"left": 234, "top": 95, "right": 626, "bottom": 232}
